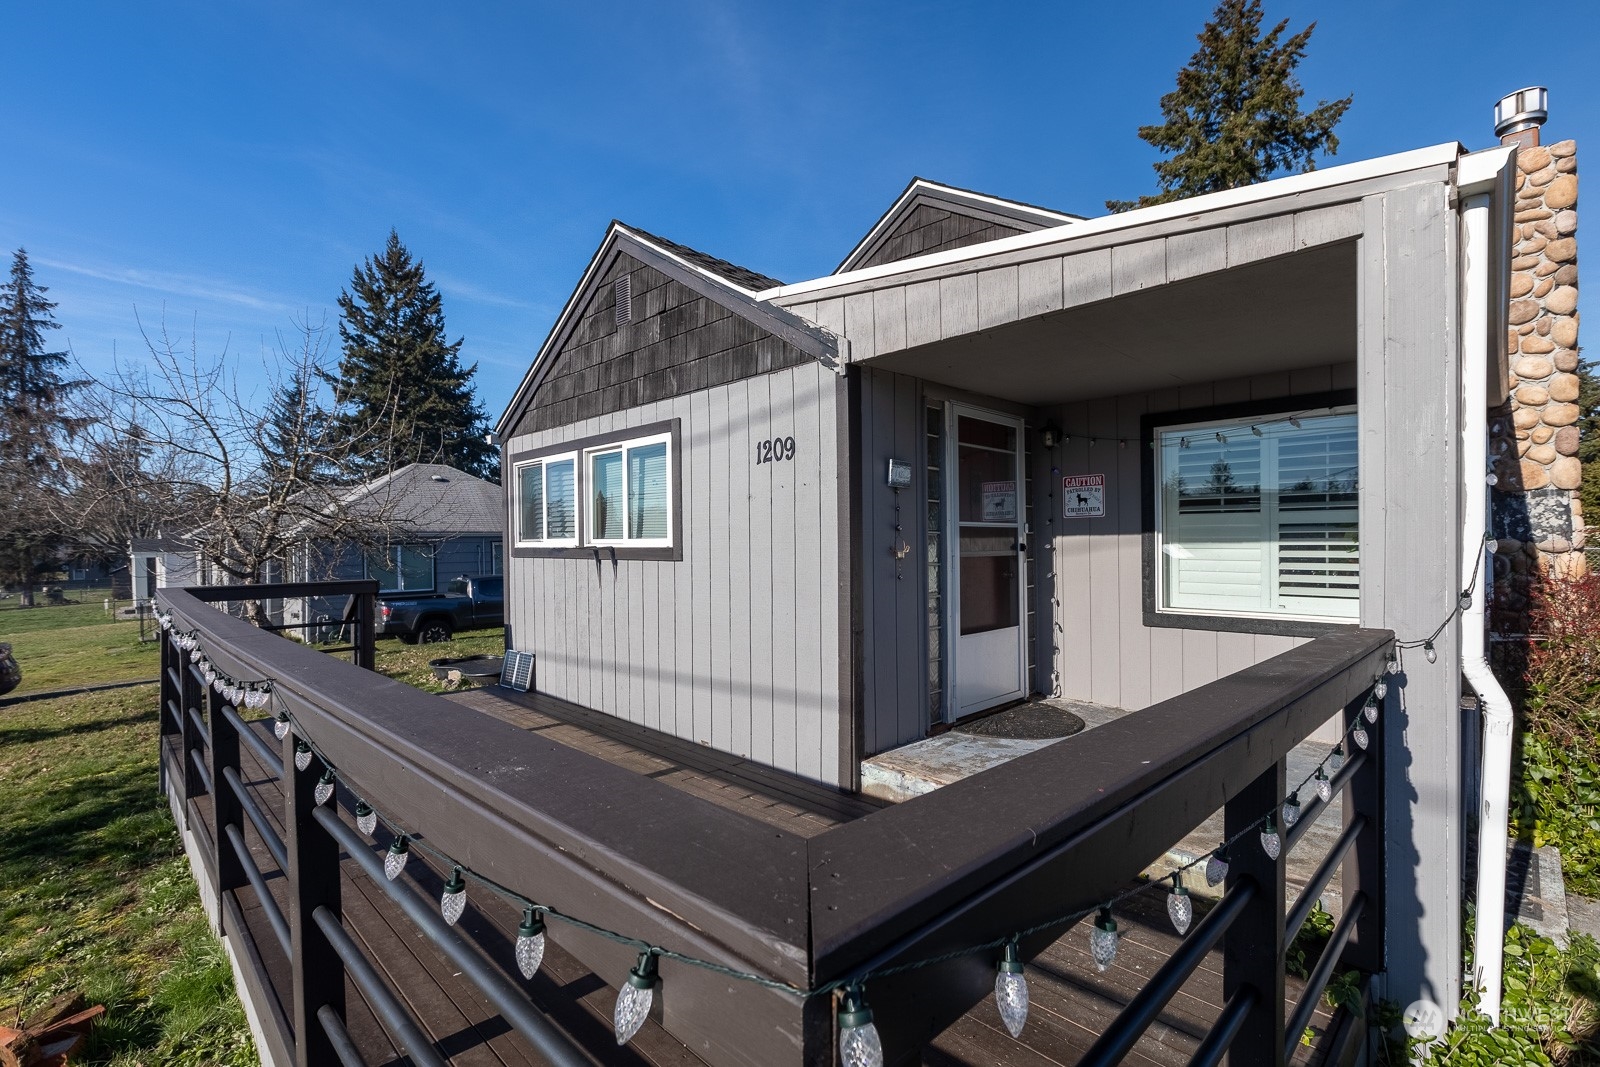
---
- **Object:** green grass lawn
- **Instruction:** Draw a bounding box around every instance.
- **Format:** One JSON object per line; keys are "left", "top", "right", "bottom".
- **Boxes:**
{"left": 374, "top": 628, "right": 507, "bottom": 693}
{"left": 0, "top": 591, "right": 160, "bottom": 696}
{"left": 0, "top": 686, "right": 254, "bottom": 1064}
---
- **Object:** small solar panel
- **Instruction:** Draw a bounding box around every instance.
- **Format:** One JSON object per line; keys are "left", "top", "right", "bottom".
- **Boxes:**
{"left": 501, "top": 650, "right": 535, "bottom": 693}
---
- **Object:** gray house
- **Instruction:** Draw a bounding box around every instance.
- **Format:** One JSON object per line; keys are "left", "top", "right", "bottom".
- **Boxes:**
{"left": 282, "top": 463, "right": 505, "bottom": 632}
{"left": 496, "top": 125, "right": 1582, "bottom": 1024}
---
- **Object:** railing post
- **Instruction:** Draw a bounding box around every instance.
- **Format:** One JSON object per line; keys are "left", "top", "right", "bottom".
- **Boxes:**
{"left": 285, "top": 727, "right": 344, "bottom": 1067}
{"left": 208, "top": 688, "right": 246, "bottom": 930}
{"left": 180, "top": 656, "right": 206, "bottom": 826}
{"left": 1223, "top": 756, "right": 1288, "bottom": 1065}
{"left": 1342, "top": 690, "right": 1386, "bottom": 974}
{"left": 355, "top": 587, "right": 376, "bottom": 671}
{"left": 158, "top": 629, "right": 178, "bottom": 797}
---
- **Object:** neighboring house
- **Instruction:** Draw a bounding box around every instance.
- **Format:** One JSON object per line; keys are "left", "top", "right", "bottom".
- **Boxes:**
{"left": 129, "top": 535, "right": 200, "bottom": 605}
{"left": 282, "top": 463, "right": 505, "bottom": 634}
{"left": 495, "top": 110, "right": 1581, "bottom": 1020}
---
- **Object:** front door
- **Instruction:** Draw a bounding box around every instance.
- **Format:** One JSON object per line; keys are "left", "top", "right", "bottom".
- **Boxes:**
{"left": 947, "top": 406, "right": 1028, "bottom": 718}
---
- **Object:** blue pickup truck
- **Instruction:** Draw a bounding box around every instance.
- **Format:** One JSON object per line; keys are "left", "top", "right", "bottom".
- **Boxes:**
{"left": 378, "top": 575, "right": 504, "bottom": 644}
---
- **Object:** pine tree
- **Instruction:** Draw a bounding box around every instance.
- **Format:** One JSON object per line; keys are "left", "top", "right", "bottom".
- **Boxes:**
{"left": 329, "top": 231, "right": 496, "bottom": 481}
{"left": 1107, "top": 0, "right": 1352, "bottom": 212}
{"left": 1576, "top": 361, "right": 1599, "bottom": 534}
{"left": 0, "top": 249, "right": 80, "bottom": 602}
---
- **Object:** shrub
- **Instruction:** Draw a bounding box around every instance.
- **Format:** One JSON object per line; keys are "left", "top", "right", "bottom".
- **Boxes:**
{"left": 1514, "top": 572, "right": 1600, "bottom": 897}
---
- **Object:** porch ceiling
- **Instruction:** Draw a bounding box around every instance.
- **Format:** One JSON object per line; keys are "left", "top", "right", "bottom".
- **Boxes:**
{"left": 859, "top": 242, "right": 1357, "bottom": 405}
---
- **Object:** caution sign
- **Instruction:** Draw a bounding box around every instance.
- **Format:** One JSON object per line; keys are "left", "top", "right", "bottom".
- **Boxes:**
{"left": 1063, "top": 474, "right": 1105, "bottom": 518}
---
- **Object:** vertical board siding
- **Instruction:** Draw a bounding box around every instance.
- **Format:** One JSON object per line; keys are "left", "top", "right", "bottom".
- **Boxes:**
{"left": 506, "top": 362, "right": 845, "bottom": 785}
{"left": 856, "top": 367, "right": 929, "bottom": 755}
{"left": 1045, "top": 364, "right": 1355, "bottom": 711}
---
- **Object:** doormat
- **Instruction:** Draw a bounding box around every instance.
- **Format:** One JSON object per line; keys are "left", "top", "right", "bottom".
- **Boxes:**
{"left": 955, "top": 704, "right": 1085, "bottom": 740}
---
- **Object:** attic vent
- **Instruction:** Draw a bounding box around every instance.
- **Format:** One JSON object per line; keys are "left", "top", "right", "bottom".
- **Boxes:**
{"left": 614, "top": 276, "right": 632, "bottom": 325}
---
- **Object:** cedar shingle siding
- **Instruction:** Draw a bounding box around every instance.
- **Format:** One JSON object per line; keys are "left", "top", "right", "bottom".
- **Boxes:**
{"left": 856, "top": 204, "right": 1026, "bottom": 269}
{"left": 512, "top": 253, "right": 812, "bottom": 436}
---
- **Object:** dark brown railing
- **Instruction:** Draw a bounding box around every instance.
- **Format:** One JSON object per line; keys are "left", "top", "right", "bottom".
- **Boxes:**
{"left": 184, "top": 580, "right": 379, "bottom": 669}
{"left": 158, "top": 579, "right": 1391, "bottom": 1066}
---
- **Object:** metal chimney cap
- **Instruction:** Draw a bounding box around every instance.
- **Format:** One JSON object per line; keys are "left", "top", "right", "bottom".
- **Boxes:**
{"left": 1494, "top": 86, "right": 1548, "bottom": 139}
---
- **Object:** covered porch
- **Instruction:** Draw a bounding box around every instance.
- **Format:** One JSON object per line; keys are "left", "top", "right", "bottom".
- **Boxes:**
{"left": 768, "top": 142, "right": 1515, "bottom": 1015}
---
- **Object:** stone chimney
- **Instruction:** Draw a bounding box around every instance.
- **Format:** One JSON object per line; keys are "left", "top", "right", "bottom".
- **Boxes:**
{"left": 1493, "top": 89, "right": 1583, "bottom": 603}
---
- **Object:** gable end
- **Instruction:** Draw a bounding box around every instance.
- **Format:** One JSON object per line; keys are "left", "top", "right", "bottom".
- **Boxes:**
{"left": 507, "top": 251, "right": 817, "bottom": 437}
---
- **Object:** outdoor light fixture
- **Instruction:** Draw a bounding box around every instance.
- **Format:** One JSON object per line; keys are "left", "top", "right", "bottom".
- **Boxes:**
{"left": 1353, "top": 723, "right": 1370, "bottom": 751}
{"left": 355, "top": 801, "right": 377, "bottom": 836}
{"left": 1167, "top": 875, "right": 1192, "bottom": 936}
{"left": 837, "top": 986, "right": 883, "bottom": 1067}
{"left": 1282, "top": 792, "right": 1302, "bottom": 829}
{"left": 294, "top": 741, "right": 313, "bottom": 772}
{"left": 1364, "top": 697, "right": 1379, "bottom": 724}
{"left": 274, "top": 712, "right": 291, "bottom": 739}
{"left": 1089, "top": 908, "right": 1119, "bottom": 971}
{"left": 614, "top": 952, "right": 660, "bottom": 1046}
{"left": 515, "top": 906, "right": 547, "bottom": 979}
{"left": 1373, "top": 678, "right": 1389, "bottom": 701}
{"left": 384, "top": 836, "right": 410, "bottom": 880}
{"left": 440, "top": 867, "right": 467, "bottom": 926}
{"left": 314, "top": 771, "right": 335, "bottom": 806}
{"left": 1315, "top": 768, "right": 1333, "bottom": 804}
{"left": 994, "top": 941, "right": 1030, "bottom": 1037}
{"left": 1039, "top": 422, "right": 1063, "bottom": 449}
{"left": 1424, "top": 641, "right": 1438, "bottom": 664}
{"left": 1329, "top": 744, "right": 1345, "bottom": 775}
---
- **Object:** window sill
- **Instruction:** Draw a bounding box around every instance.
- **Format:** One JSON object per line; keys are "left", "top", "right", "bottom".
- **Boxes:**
{"left": 511, "top": 545, "right": 682, "bottom": 562}
{"left": 1142, "top": 609, "right": 1358, "bottom": 639}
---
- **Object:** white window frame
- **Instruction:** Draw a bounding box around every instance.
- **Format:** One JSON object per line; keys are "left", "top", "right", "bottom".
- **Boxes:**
{"left": 1153, "top": 406, "right": 1358, "bottom": 625}
{"left": 512, "top": 452, "right": 579, "bottom": 548}
{"left": 583, "top": 431, "right": 674, "bottom": 548}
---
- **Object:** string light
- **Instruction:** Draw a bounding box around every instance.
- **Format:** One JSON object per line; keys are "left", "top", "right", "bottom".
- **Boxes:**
{"left": 1373, "top": 678, "right": 1388, "bottom": 701}
{"left": 1315, "top": 768, "right": 1332, "bottom": 803}
{"left": 1424, "top": 641, "right": 1438, "bottom": 664}
{"left": 384, "top": 836, "right": 410, "bottom": 880}
{"left": 314, "top": 770, "right": 336, "bottom": 806}
{"left": 1352, "top": 723, "right": 1369, "bottom": 751}
{"left": 615, "top": 952, "right": 660, "bottom": 1046}
{"left": 1205, "top": 846, "right": 1229, "bottom": 887}
{"left": 516, "top": 906, "right": 547, "bottom": 979}
{"left": 994, "top": 941, "right": 1029, "bottom": 1038}
{"left": 837, "top": 985, "right": 883, "bottom": 1067}
{"left": 1364, "top": 696, "right": 1379, "bottom": 724}
{"left": 1167, "top": 875, "right": 1192, "bottom": 935}
{"left": 1329, "top": 744, "right": 1345, "bottom": 775}
{"left": 355, "top": 801, "right": 377, "bottom": 836}
{"left": 294, "top": 741, "right": 313, "bottom": 772}
{"left": 1260, "top": 816, "right": 1281, "bottom": 861}
{"left": 441, "top": 867, "right": 467, "bottom": 926}
{"left": 1089, "top": 908, "right": 1119, "bottom": 971}
{"left": 1282, "top": 792, "right": 1302, "bottom": 829}
{"left": 274, "top": 712, "right": 291, "bottom": 739}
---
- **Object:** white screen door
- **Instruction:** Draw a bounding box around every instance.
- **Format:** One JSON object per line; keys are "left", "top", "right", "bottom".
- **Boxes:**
{"left": 947, "top": 406, "right": 1028, "bottom": 718}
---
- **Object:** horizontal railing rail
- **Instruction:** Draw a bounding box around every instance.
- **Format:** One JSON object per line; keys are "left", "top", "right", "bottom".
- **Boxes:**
{"left": 158, "top": 578, "right": 1393, "bottom": 1067}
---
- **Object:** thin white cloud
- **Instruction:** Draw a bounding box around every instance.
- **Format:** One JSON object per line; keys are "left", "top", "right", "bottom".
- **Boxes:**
{"left": 33, "top": 256, "right": 309, "bottom": 315}
{"left": 431, "top": 270, "right": 541, "bottom": 311}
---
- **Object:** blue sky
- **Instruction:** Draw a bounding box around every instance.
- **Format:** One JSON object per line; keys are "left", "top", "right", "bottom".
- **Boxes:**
{"left": 4, "top": 1, "right": 1596, "bottom": 417}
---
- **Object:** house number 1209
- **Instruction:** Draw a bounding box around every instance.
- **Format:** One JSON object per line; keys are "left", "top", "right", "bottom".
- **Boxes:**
{"left": 755, "top": 436, "right": 796, "bottom": 464}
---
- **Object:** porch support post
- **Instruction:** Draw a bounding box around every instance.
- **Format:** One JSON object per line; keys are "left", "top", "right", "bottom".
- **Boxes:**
{"left": 1222, "top": 757, "right": 1287, "bottom": 1065}
{"left": 1358, "top": 181, "right": 1463, "bottom": 1013}
{"left": 1342, "top": 694, "right": 1386, "bottom": 974}
{"left": 286, "top": 732, "right": 344, "bottom": 1067}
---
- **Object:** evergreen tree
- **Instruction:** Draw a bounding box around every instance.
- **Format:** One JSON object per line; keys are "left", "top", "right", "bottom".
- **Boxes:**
{"left": 329, "top": 231, "right": 496, "bottom": 480}
{"left": 1108, "top": 0, "right": 1352, "bottom": 212}
{"left": 0, "top": 249, "right": 80, "bottom": 601}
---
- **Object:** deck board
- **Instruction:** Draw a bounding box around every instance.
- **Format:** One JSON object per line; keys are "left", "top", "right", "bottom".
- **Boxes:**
{"left": 167, "top": 698, "right": 1343, "bottom": 1067}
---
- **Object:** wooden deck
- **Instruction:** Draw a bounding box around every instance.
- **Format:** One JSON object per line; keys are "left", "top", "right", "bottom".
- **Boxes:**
{"left": 174, "top": 684, "right": 1341, "bottom": 1067}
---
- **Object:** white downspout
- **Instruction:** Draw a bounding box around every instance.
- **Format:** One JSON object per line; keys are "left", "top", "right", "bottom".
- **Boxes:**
{"left": 1460, "top": 179, "right": 1516, "bottom": 1026}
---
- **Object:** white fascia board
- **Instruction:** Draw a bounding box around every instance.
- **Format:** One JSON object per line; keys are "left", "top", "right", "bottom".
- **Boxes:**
{"left": 762, "top": 143, "right": 1466, "bottom": 303}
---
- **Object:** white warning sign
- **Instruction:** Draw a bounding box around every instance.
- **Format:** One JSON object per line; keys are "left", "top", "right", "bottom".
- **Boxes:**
{"left": 1063, "top": 474, "right": 1106, "bottom": 518}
